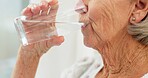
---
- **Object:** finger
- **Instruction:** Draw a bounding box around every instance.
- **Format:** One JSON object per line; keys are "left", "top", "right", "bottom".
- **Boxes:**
{"left": 21, "top": 7, "right": 33, "bottom": 17}
{"left": 47, "top": 36, "right": 64, "bottom": 47}
{"left": 39, "top": 5, "right": 51, "bottom": 16}
{"left": 31, "top": 4, "right": 41, "bottom": 15}
{"left": 48, "top": 0, "right": 59, "bottom": 10}
{"left": 48, "top": 0, "right": 58, "bottom": 5}
{"left": 46, "top": 5, "right": 51, "bottom": 15}
{"left": 51, "top": 36, "right": 64, "bottom": 46}
{"left": 39, "top": 1, "right": 49, "bottom": 11}
{"left": 38, "top": 1, "right": 51, "bottom": 15}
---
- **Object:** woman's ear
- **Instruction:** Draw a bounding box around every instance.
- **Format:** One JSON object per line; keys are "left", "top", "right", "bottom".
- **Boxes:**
{"left": 130, "top": 0, "right": 148, "bottom": 24}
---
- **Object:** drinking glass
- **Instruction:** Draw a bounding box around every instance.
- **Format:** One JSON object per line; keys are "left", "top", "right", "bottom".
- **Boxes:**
{"left": 14, "top": 0, "right": 86, "bottom": 46}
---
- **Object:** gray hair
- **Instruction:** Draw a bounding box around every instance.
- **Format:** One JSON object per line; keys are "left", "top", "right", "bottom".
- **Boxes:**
{"left": 128, "top": 14, "right": 148, "bottom": 45}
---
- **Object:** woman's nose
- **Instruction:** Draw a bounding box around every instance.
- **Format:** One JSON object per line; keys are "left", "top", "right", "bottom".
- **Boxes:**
{"left": 75, "top": 0, "right": 88, "bottom": 14}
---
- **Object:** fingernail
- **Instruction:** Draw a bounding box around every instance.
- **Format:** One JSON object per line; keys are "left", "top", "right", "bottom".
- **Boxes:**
{"left": 39, "top": 10, "right": 43, "bottom": 15}
{"left": 47, "top": 6, "right": 51, "bottom": 15}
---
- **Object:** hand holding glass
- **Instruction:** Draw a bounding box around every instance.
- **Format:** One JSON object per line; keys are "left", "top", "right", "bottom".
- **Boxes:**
{"left": 14, "top": 1, "right": 85, "bottom": 46}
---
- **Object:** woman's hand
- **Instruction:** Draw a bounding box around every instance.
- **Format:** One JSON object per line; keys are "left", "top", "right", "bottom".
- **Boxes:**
{"left": 11, "top": 1, "right": 64, "bottom": 78}
{"left": 21, "top": 0, "right": 64, "bottom": 57}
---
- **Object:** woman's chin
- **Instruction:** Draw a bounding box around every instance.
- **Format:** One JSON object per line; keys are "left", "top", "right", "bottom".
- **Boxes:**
{"left": 83, "top": 37, "right": 94, "bottom": 48}
{"left": 83, "top": 35, "right": 104, "bottom": 51}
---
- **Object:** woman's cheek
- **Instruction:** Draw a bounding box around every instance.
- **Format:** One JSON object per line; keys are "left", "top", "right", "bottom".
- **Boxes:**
{"left": 88, "top": 8, "right": 101, "bottom": 23}
{"left": 88, "top": 8, "right": 105, "bottom": 38}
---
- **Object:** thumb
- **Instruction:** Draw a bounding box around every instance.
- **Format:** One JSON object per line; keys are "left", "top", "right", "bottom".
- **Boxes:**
{"left": 47, "top": 36, "right": 64, "bottom": 47}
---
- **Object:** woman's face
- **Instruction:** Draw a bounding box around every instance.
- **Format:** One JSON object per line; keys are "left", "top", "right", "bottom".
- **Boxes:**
{"left": 79, "top": 0, "right": 133, "bottom": 49}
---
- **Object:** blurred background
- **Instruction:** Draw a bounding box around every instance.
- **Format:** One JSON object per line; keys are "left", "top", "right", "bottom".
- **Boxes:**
{"left": 0, "top": 0, "right": 101, "bottom": 78}
{"left": 0, "top": 0, "right": 28, "bottom": 78}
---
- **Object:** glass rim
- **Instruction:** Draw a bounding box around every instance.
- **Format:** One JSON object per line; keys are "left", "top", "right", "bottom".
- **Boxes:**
{"left": 14, "top": 16, "right": 28, "bottom": 45}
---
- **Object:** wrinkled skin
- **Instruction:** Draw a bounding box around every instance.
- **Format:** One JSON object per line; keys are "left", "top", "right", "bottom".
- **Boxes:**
{"left": 80, "top": 0, "right": 133, "bottom": 49}
{"left": 20, "top": 0, "right": 64, "bottom": 57}
{"left": 80, "top": 0, "right": 148, "bottom": 77}
{"left": 12, "top": 0, "right": 148, "bottom": 78}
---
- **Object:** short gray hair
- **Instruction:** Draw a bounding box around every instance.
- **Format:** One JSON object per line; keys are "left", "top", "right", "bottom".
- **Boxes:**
{"left": 128, "top": 14, "right": 148, "bottom": 45}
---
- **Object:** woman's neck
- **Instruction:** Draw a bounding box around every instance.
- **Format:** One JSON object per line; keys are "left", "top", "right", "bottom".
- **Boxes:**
{"left": 96, "top": 29, "right": 148, "bottom": 78}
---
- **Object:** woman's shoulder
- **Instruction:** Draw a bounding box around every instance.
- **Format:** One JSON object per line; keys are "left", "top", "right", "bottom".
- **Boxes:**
{"left": 60, "top": 55, "right": 103, "bottom": 78}
{"left": 60, "top": 55, "right": 148, "bottom": 78}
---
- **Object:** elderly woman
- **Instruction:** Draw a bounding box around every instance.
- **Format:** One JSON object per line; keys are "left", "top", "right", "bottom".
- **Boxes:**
{"left": 12, "top": 0, "right": 148, "bottom": 78}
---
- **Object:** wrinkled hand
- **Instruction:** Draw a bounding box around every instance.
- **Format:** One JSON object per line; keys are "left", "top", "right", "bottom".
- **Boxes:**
{"left": 20, "top": 0, "right": 64, "bottom": 57}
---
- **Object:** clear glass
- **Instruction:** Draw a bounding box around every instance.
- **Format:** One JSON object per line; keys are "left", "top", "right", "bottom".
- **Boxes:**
{"left": 14, "top": 1, "right": 85, "bottom": 46}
